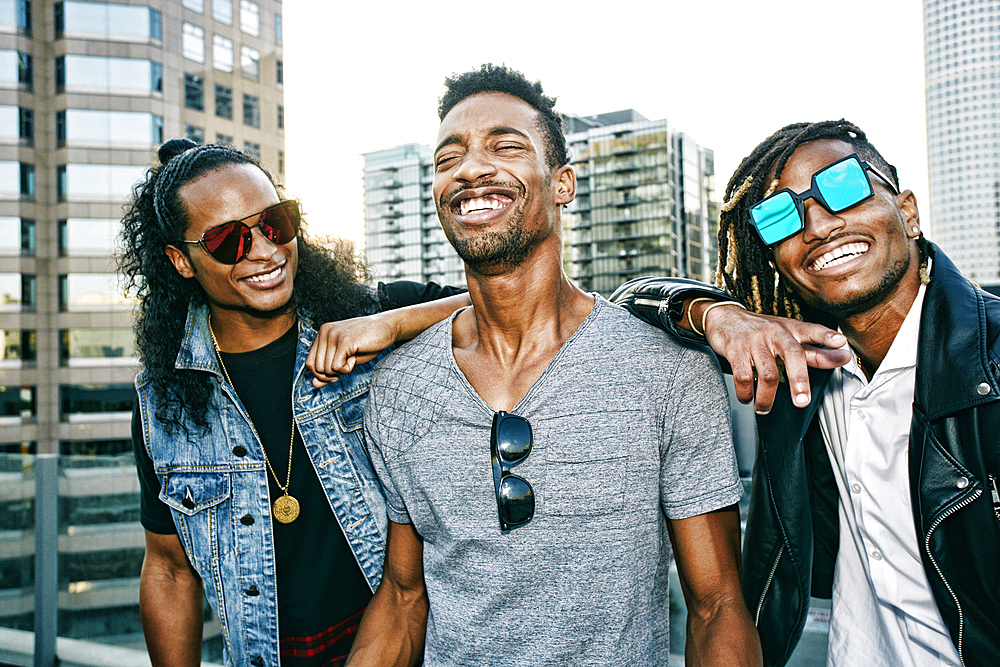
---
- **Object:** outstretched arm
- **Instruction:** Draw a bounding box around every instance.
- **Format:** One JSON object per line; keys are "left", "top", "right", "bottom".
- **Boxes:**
{"left": 610, "top": 277, "right": 848, "bottom": 414}
{"left": 140, "top": 531, "right": 204, "bottom": 667}
{"left": 347, "top": 521, "right": 429, "bottom": 666}
{"left": 308, "top": 293, "right": 470, "bottom": 387}
{"left": 667, "top": 505, "right": 762, "bottom": 667}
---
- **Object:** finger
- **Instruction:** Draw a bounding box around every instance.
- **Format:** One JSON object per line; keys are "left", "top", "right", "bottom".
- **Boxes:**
{"left": 750, "top": 349, "right": 782, "bottom": 415}
{"left": 786, "top": 321, "right": 847, "bottom": 350}
{"left": 312, "top": 335, "right": 331, "bottom": 376}
{"left": 773, "top": 340, "right": 811, "bottom": 408}
{"left": 729, "top": 356, "right": 757, "bottom": 405}
{"left": 804, "top": 346, "right": 852, "bottom": 370}
{"left": 311, "top": 374, "right": 334, "bottom": 389}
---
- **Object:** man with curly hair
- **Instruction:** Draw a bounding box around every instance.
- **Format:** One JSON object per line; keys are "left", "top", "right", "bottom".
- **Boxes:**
{"left": 614, "top": 121, "right": 1000, "bottom": 666}
{"left": 120, "top": 139, "right": 467, "bottom": 667}
{"left": 345, "top": 64, "right": 761, "bottom": 666}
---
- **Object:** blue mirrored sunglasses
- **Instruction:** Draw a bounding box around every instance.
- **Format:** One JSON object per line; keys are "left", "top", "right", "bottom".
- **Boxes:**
{"left": 748, "top": 154, "right": 898, "bottom": 247}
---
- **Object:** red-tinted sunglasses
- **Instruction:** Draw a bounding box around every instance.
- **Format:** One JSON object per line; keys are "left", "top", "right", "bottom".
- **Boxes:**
{"left": 181, "top": 200, "right": 301, "bottom": 264}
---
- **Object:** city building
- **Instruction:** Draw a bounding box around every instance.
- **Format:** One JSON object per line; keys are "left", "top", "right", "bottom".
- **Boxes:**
{"left": 564, "top": 110, "right": 718, "bottom": 296}
{"left": 0, "top": 0, "right": 284, "bottom": 658}
{"left": 363, "top": 143, "right": 466, "bottom": 288}
{"left": 924, "top": 0, "right": 1000, "bottom": 281}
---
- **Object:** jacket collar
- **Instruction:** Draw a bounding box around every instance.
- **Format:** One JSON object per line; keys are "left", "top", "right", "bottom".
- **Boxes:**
{"left": 174, "top": 302, "right": 313, "bottom": 376}
{"left": 915, "top": 243, "right": 999, "bottom": 420}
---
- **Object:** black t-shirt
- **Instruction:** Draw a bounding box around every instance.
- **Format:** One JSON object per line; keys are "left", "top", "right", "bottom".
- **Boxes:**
{"left": 133, "top": 280, "right": 463, "bottom": 664}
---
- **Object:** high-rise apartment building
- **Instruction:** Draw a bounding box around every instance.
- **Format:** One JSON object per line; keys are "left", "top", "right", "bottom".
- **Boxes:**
{"left": 363, "top": 143, "right": 465, "bottom": 288}
{"left": 0, "top": 0, "right": 284, "bottom": 654}
{"left": 564, "top": 110, "right": 717, "bottom": 296}
{"left": 925, "top": 0, "right": 1000, "bottom": 281}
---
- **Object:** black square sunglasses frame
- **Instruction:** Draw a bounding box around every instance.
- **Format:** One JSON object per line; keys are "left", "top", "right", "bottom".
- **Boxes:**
{"left": 491, "top": 411, "right": 535, "bottom": 533}
{"left": 750, "top": 153, "right": 899, "bottom": 248}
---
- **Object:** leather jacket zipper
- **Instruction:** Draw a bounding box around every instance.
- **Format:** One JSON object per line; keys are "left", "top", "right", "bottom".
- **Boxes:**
{"left": 989, "top": 474, "right": 1000, "bottom": 523}
{"left": 924, "top": 488, "right": 980, "bottom": 667}
{"left": 755, "top": 545, "right": 783, "bottom": 626}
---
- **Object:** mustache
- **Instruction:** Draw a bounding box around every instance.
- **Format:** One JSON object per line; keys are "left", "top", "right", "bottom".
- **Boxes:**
{"left": 438, "top": 180, "right": 525, "bottom": 211}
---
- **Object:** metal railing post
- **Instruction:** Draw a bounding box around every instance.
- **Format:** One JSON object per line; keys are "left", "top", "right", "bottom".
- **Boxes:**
{"left": 34, "top": 453, "right": 58, "bottom": 667}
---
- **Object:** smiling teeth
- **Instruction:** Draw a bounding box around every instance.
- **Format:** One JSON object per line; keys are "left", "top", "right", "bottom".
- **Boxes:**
{"left": 246, "top": 266, "right": 282, "bottom": 283}
{"left": 459, "top": 195, "right": 507, "bottom": 216}
{"left": 811, "top": 242, "right": 869, "bottom": 271}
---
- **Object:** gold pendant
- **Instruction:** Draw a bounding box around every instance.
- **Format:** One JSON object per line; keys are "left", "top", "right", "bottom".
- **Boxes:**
{"left": 272, "top": 494, "right": 300, "bottom": 524}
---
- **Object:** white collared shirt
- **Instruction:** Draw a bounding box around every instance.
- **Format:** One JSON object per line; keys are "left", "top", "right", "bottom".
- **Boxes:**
{"left": 817, "top": 269, "right": 962, "bottom": 667}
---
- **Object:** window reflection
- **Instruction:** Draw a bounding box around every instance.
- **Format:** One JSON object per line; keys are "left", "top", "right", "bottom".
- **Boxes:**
{"left": 60, "top": 329, "right": 136, "bottom": 367}
{"left": 60, "top": 384, "right": 135, "bottom": 422}
{"left": 58, "top": 218, "right": 119, "bottom": 256}
{"left": 59, "top": 273, "right": 133, "bottom": 311}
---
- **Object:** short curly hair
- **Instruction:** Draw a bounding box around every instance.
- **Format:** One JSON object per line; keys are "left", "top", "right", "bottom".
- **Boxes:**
{"left": 438, "top": 63, "right": 568, "bottom": 170}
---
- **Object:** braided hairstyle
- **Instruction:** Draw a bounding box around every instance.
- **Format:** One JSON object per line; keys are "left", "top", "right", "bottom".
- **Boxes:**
{"left": 717, "top": 119, "right": 930, "bottom": 320}
{"left": 119, "top": 139, "right": 371, "bottom": 433}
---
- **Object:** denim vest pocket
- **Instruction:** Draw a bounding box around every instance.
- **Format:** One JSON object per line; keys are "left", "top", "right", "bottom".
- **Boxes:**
{"left": 159, "top": 471, "right": 232, "bottom": 567}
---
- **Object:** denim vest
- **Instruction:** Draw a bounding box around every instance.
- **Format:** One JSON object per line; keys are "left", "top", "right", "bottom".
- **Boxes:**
{"left": 134, "top": 304, "right": 388, "bottom": 667}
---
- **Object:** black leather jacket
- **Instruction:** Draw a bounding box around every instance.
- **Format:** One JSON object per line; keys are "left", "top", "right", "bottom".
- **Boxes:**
{"left": 611, "top": 245, "right": 1000, "bottom": 666}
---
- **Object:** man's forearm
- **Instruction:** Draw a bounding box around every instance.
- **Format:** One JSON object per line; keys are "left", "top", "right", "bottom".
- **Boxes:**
{"left": 685, "top": 596, "right": 763, "bottom": 667}
{"left": 384, "top": 293, "right": 471, "bottom": 342}
{"left": 139, "top": 558, "right": 205, "bottom": 667}
{"left": 346, "top": 578, "right": 428, "bottom": 667}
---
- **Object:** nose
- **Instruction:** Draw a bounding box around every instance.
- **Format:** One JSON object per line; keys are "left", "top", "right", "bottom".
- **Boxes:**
{"left": 800, "top": 199, "right": 846, "bottom": 244}
{"left": 243, "top": 223, "right": 280, "bottom": 261}
{"left": 452, "top": 146, "right": 497, "bottom": 184}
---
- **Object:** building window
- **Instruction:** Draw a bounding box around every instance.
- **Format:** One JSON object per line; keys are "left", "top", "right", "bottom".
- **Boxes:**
{"left": 0, "top": 273, "right": 33, "bottom": 309}
{"left": 216, "top": 133, "right": 233, "bottom": 145}
{"left": 58, "top": 218, "right": 119, "bottom": 256}
{"left": 242, "top": 93, "right": 259, "bottom": 127}
{"left": 150, "top": 8, "right": 161, "bottom": 40}
{"left": 16, "top": 0, "right": 30, "bottom": 37}
{"left": 185, "top": 73, "right": 204, "bottom": 110}
{"left": 60, "top": 329, "right": 136, "bottom": 366}
{"left": 277, "top": 149, "right": 284, "bottom": 175}
{"left": 0, "top": 386, "right": 36, "bottom": 423}
{"left": 56, "top": 164, "right": 66, "bottom": 201}
{"left": 59, "top": 273, "right": 132, "bottom": 311}
{"left": 151, "top": 61, "right": 162, "bottom": 92}
{"left": 0, "top": 217, "right": 33, "bottom": 255}
{"left": 58, "top": 164, "right": 146, "bottom": 201}
{"left": 212, "top": 34, "right": 233, "bottom": 72}
{"left": 55, "top": 2, "right": 161, "bottom": 41}
{"left": 214, "top": 84, "right": 232, "bottom": 119}
{"left": 54, "top": 54, "right": 64, "bottom": 92}
{"left": 54, "top": 1, "right": 63, "bottom": 36}
{"left": 243, "top": 141, "right": 260, "bottom": 159}
{"left": 60, "top": 384, "right": 136, "bottom": 422}
{"left": 152, "top": 114, "right": 163, "bottom": 144}
{"left": 240, "top": 0, "right": 258, "bottom": 35}
{"left": 182, "top": 0, "right": 203, "bottom": 12}
{"left": 19, "top": 162, "right": 32, "bottom": 199}
{"left": 58, "top": 110, "right": 161, "bottom": 146}
{"left": 277, "top": 104, "right": 283, "bottom": 130}
{"left": 212, "top": 0, "right": 232, "bottom": 25}
{"left": 1, "top": 330, "right": 36, "bottom": 367}
{"left": 276, "top": 59, "right": 282, "bottom": 84}
{"left": 17, "top": 51, "right": 31, "bottom": 91}
{"left": 240, "top": 45, "right": 259, "bottom": 81}
{"left": 182, "top": 22, "right": 204, "bottom": 62}
{"left": 55, "top": 110, "right": 66, "bottom": 146}
{"left": 18, "top": 107, "right": 31, "bottom": 146}
{"left": 275, "top": 12, "right": 281, "bottom": 43}
{"left": 20, "top": 218, "right": 33, "bottom": 255}
{"left": 185, "top": 124, "right": 204, "bottom": 144}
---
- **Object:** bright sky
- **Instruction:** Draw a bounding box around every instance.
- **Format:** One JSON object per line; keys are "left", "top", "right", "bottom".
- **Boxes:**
{"left": 283, "top": 1, "right": 927, "bottom": 249}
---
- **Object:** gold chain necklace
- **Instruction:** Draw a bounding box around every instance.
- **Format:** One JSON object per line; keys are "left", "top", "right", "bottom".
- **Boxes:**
{"left": 209, "top": 316, "right": 300, "bottom": 524}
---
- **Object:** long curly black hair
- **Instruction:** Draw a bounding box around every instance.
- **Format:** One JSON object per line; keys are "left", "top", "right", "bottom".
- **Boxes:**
{"left": 119, "top": 139, "right": 372, "bottom": 434}
{"left": 716, "top": 119, "right": 930, "bottom": 321}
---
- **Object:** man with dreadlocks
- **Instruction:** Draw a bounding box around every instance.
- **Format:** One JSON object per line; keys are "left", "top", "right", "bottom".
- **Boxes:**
{"left": 120, "top": 139, "right": 467, "bottom": 667}
{"left": 613, "top": 120, "right": 1000, "bottom": 666}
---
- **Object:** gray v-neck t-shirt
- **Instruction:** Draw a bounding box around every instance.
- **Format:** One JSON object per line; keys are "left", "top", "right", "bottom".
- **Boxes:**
{"left": 364, "top": 296, "right": 742, "bottom": 666}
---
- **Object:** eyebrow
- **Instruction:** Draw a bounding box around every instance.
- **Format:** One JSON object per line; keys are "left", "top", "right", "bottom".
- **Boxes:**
{"left": 434, "top": 126, "right": 531, "bottom": 155}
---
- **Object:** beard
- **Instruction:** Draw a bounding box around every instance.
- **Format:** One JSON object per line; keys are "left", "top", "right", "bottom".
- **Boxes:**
{"left": 798, "top": 249, "right": 913, "bottom": 319}
{"left": 438, "top": 179, "right": 545, "bottom": 275}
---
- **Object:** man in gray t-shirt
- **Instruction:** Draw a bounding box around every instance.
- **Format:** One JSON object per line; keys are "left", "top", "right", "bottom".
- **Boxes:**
{"left": 346, "top": 65, "right": 762, "bottom": 667}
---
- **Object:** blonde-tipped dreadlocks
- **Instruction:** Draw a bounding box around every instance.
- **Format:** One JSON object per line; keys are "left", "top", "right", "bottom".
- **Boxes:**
{"left": 715, "top": 119, "right": 930, "bottom": 320}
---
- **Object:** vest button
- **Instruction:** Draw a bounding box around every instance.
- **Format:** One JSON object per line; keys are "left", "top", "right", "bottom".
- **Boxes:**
{"left": 245, "top": 585, "right": 259, "bottom": 596}
{"left": 977, "top": 382, "right": 991, "bottom": 396}
{"left": 182, "top": 498, "right": 195, "bottom": 510}
{"left": 250, "top": 658, "right": 264, "bottom": 667}
{"left": 233, "top": 445, "right": 247, "bottom": 457}
{"left": 240, "top": 514, "right": 254, "bottom": 525}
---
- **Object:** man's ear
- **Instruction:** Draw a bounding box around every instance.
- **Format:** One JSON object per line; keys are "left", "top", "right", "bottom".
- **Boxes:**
{"left": 897, "top": 189, "right": 920, "bottom": 237}
{"left": 553, "top": 165, "right": 576, "bottom": 205}
{"left": 165, "top": 245, "right": 196, "bottom": 278}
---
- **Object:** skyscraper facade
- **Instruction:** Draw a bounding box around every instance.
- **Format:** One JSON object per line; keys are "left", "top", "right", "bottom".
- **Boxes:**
{"left": 0, "top": 0, "right": 284, "bottom": 653}
{"left": 363, "top": 143, "right": 466, "bottom": 288}
{"left": 564, "top": 110, "right": 717, "bottom": 296}
{"left": 925, "top": 0, "right": 1000, "bottom": 281}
